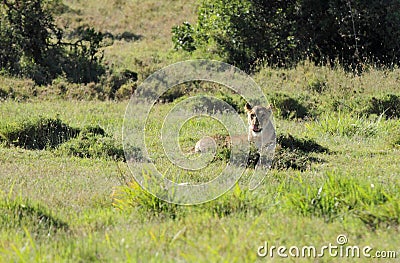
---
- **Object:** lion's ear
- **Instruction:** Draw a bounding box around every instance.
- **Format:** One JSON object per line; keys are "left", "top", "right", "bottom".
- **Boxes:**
{"left": 267, "top": 104, "right": 274, "bottom": 111}
{"left": 244, "top": 103, "right": 252, "bottom": 112}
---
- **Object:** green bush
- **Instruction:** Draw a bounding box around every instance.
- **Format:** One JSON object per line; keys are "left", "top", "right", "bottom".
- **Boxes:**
{"left": 270, "top": 93, "right": 310, "bottom": 119}
{"left": 272, "top": 134, "right": 327, "bottom": 171}
{"left": 0, "top": 0, "right": 107, "bottom": 84}
{"left": 277, "top": 133, "right": 329, "bottom": 153}
{"left": 171, "top": 21, "right": 196, "bottom": 52}
{"left": 57, "top": 132, "right": 126, "bottom": 161}
{"left": 173, "top": 0, "right": 400, "bottom": 70}
{"left": 0, "top": 88, "right": 7, "bottom": 100}
{"left": 80, "top": 125, "right": 106, "bottom": 137}
{"left": 217, "top": 92, "right": 247, "bottom": 114}
{"left": 101, "top": 68, "right": 138, "bottom": 100}
{"left": 1, "top": 117, "right": 79, "bottom": 149}
{"left": 208, "top": 133, "right": 327, "bottom": 171}
{"left": 272, "top": 148, "right": 316, "bottom": 171}
{"left": 365, "top": 94, "right": 400, "bottom": 119}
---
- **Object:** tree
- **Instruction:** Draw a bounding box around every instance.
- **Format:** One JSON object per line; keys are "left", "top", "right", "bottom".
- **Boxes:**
{"left": 0, "top": 0, "right": 106, "bottom": 84}
{"left": 172, "top": 0, "right": 400, "bottom": 71}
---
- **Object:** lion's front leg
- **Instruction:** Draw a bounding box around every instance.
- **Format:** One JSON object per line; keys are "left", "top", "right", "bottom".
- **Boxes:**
{"left": 249, "top": 142, "right": 275, "bottom": 190}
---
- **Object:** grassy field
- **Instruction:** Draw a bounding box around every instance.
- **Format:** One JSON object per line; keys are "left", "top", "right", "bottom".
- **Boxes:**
{"left": 1, "top": 0, "right": 400, "bottom": 262}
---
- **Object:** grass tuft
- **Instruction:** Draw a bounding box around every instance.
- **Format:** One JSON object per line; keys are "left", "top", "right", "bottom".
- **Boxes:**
{"left": 112, "top": 180, "right": 180, "bottom": 219}
{"left": 270, "top": 93, "right": 310, "bottom": 120}
{"left": 364, "top": 94, "right": 400, "bottom": 119}
{"left": 0, "top": 195, "right": 69, "bottom": 237}
{"left": 306, "top": 111, "right": 384, "bottom": 137}
{"left": 284, "top": 172, "right": 399, "bottom": 228}
{"left": 57, "top": 130, "right": 125, "bottom": 161}
{"left": 0, "top": 117, "right": 79, "bottom": 149}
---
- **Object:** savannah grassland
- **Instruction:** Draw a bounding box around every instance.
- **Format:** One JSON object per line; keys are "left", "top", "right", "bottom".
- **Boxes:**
{"left": 1, "top": 0, "right": 400, "bottom": 262}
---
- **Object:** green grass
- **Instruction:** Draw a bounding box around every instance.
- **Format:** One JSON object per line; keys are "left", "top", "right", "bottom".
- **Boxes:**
{"left": 1, "top": 96, "right": 399, "bottom": 261}
{"left": 1, "top": 0, "right": 400, "bottom": 261}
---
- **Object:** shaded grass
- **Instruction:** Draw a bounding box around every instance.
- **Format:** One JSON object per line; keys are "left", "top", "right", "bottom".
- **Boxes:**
{"left": 0, "top": 100, "right": 126, "bottom": 138}
{"left": 364, "top": 93, "right": 400, "bottom": 119}
{"left": 0, "top": 195, "right": 69, "bottom": 237}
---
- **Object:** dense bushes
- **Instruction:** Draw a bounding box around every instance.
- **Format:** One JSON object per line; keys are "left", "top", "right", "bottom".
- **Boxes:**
{"left": 173, "top": 0, "right": 400, "bottom": 71}
{"left": 0, "top": 0, "right": 106, "bottom": 84}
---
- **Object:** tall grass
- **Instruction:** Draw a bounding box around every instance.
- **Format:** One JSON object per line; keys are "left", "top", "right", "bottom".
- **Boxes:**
{"left": 284, "top": 171, "right": 399, "bottom": 228}
{"left": 305, "top": 111, "right": 385, "bottom": 138}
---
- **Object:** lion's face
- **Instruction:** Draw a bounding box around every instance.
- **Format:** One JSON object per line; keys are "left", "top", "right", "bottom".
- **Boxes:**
{"left": 245, "top": 103, "right": 272, "bottom": 134}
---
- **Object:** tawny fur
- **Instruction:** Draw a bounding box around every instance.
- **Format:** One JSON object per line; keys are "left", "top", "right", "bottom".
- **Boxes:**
{"left": 195, "top": 103, "right": 275, "bottom": 164}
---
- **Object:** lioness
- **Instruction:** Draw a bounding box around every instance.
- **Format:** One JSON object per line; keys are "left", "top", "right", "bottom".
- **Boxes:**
{"left": 195, "top": 103, "right": 276, "bottom": 169}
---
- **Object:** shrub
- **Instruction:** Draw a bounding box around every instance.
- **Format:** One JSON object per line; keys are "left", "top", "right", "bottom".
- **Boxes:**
{"left": 1, "top": 117, "right": 79, "bottom": 149}
{"left": 80, "top": 125, "right": 106, "bottom": 137}
{"left": 272, "top": 147, "right": 317, "bottom": 171}
{"left": 171, "top": 21, "right": 196, "bottom": 52}
{"left": 158, "top": 84, "right": 190, "bottom": 103}
{"left": 57, "top": 131, "right": 126, "bottom": 161}
{"left": 115, "top": 84, "right": 135, "bottom": 100}
{"left": 365, "top": 94, "right": 400, "bottom": 119}
{"left": 0, "top": 88, "right": 7, "bottom": 100}
{"left": 270, "top": 93, "right": 310, "bottom": 119}
{"left": 102, "top": 69, "right": 138, "bottom": 100}
{"left": 0, "top": 0, "right": 107, "bottom": 84}
{"left": 272, "top": 134, "right": 327, "bottom": 171}
{"left": 173, "top": 0, "right": 400, "bottom": 70}
{"left": 207, "top": 133, "right": 327, "bottom": 171}
{"left": 277, "top": 133, "right": 329, "bottom": 153}
{"left": 217, "top": 92, "right": 247, "bottom": 114}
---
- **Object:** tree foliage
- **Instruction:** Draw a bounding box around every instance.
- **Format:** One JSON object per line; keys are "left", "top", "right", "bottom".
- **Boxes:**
{"left": 172, "top": 0, "right": 400, "bottom": 71}
{"left": 0, "top": 0, "right": 106, "bottom": 84}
